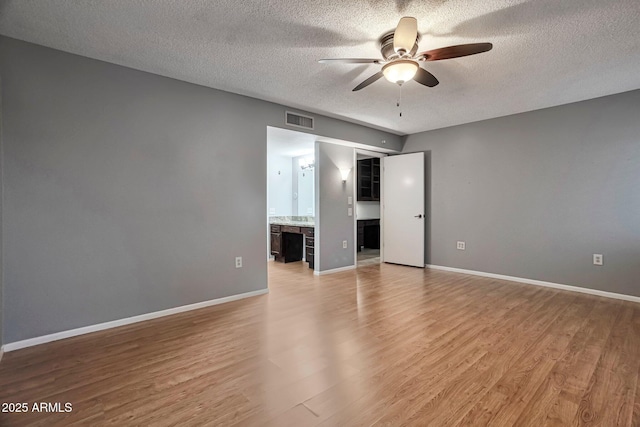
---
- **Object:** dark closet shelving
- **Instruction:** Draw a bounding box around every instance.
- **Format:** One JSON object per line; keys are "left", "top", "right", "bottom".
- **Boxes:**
{"left": 357, "top": 158, "right": 380, "bottom": 201}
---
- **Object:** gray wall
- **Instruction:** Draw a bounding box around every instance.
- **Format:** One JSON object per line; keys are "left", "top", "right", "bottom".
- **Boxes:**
{"left": 0, "top": 36, "right": 401, "bottom": 343}
{"left": 403, "top": 90, "right": 640, "bottom": 297}
{"left": 316, "top": 142, "right": 355, "bottom": 272}
{"left": 0, "top": 78, "right": 3, "bottom": 346}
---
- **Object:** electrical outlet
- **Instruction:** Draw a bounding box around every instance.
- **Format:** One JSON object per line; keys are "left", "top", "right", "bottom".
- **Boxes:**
{"left": 343, "top": 240, "right": 348, "bottom": 249}
{"left": 235, "top": 256, "right": 243, "bottom": 268}
{"left": 348, "top": 207, "right": 353, "bottom": 217}
{"left": 348, "top": 196, "right": 353, "bottom": 205}
{"left": 269, "top": 208, "right": 275, "bottom": 215}
{"left": 457, "top": 241, "right": 466, "bottom": 250}
{"left": 593, "top": 254, "right": 603, "bottom": 266}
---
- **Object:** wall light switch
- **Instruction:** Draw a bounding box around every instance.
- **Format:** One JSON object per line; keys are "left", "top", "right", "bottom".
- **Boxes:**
{"left": 593, "top": 254, "right": 603, "bottom": 266}
{"left": 348, "top": 207, "right": 353, "bottom": 217}
{"left": 348, "top": 196, "right": 353, "bottom": 205}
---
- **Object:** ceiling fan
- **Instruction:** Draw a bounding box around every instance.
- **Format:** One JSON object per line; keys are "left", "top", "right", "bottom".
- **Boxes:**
{"left": 319, "top": 17, "right": 493, "bottom": 91}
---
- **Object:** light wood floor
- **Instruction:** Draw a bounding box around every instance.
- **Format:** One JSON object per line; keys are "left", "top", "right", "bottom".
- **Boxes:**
{"left": 1, "top": 261, "right": 639, "bottom": 426}
{"left": 357, "top": 248, "right": 380, "bottom": 267}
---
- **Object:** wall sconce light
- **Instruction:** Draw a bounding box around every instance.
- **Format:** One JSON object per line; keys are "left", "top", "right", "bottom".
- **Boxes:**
{"left": 340, "top": 168, "right": 351, "bottom": 182}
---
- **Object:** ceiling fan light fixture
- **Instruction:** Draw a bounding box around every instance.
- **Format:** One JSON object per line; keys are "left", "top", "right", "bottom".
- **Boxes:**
{"left": 382, "top": 60, "right": 419, "bottom": 84}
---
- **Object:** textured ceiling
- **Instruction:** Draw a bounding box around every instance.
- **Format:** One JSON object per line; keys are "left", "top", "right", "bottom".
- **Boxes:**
{"left": 1, "top": 0, "right": 639, "bottom": 135}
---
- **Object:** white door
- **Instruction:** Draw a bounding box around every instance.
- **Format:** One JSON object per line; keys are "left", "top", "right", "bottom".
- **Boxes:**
{"left": 383, "top": 153, "right": 425, "bottom": 267}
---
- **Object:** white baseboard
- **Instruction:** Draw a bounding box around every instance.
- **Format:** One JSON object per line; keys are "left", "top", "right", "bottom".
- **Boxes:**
{"left": 2, "top": 288, "right": 269, "bottom": 353}
{"left": 0, "top": 346, "right": 4, "bottom": 363}
{"left": 314, "top": 265, "right": 356, "bottom": 276}
{"left": 426, "top": 264, "right": 640, "bottom": 303}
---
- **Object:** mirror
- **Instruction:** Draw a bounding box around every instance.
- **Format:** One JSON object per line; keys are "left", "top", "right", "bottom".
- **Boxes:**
{"left": 297, "top": 168, "right": 314, "bottom": 216}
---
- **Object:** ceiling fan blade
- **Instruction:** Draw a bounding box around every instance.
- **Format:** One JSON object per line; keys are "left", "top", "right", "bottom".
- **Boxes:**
{"left": 319, "top": 58, "right": 381, "bottom": 64}
{"left": 393, "top": 17, "right": 417, "bottom": 54}
{"left": 353, "top": 72, "right": 384, "bottom": 91}
{"left": 419, "top": 43, "right": 493, "bottom": 61}
{"left": 414, "top": 67, "right": 439, "bottom": 87}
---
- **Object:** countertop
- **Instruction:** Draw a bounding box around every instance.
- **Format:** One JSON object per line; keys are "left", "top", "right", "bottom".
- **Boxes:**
{"left": 270, "top": 220, "right": 315, "bottom": 227}
{"left": 269, "top": 216, "right": 314, "bottom": 228}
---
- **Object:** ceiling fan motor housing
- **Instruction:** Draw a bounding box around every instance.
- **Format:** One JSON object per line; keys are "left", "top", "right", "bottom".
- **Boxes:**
{"left": 379, "top": 31, "right": 419, "bottom": 60}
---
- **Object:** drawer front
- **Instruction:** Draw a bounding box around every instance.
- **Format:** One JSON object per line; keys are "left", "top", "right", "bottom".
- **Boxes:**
{"left": 282, "top": 225, "right": 300, "bottom": 234}
{"left": 270, "top": 232, "right": 281, "bottom": 254}
{"left": 302, "top": 227, "right": 315, "bottom": 237}
{"left": 305, "top": 237, "right": 315, "bottom": 248}
{"left": 307, "top": 252, "right": 314, "bottom": 269}
{"left": 270, "top": 225, "right": 281, "bottom": 233}
{"left": 305, "top": 247, "right": 314, "bottom": 260}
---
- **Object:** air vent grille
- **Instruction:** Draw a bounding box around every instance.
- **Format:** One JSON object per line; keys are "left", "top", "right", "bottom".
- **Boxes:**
{"left": 285, "top": 111, "right": 314, "bottom": 130}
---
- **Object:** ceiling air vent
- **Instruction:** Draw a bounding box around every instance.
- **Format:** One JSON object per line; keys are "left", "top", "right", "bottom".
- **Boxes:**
{"left": 285, "top": 111, "right": 314, "bottom": 130}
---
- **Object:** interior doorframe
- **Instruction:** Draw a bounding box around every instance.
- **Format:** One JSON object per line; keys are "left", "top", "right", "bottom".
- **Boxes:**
{"left": 353, "top": 148, "right": 387, "bottom": 266}
{"left": 265, "top": 126, "right": 320, "bottom": 284}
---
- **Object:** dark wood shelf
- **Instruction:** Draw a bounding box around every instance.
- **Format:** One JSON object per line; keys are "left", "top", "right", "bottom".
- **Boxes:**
{"left": 357, "top": 158, "right": 380, "bottom": 201}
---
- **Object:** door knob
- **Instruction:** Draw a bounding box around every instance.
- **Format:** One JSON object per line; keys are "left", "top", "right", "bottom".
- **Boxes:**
{"left": 414, "top": 214, "right": 423, "bottom": 218}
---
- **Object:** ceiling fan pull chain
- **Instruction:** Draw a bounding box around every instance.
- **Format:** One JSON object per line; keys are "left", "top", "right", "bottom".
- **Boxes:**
{"left": 398, "top": 84, "right": 403, "bottom": 117}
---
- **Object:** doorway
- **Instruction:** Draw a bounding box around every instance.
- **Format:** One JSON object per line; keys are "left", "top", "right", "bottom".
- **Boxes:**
{"left": 354, "top": 150, "right": 386, "bottom": 267}
{"left": 353, "top": 151, "right": 426, "bottom": 269}
{"left": 266, "top": 127, "right": 316, "bottom": 272}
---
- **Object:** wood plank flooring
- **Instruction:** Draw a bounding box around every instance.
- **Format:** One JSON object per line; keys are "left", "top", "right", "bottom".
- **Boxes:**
{"left": 1, "top": 261, "right": 639, "bottom": 426}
